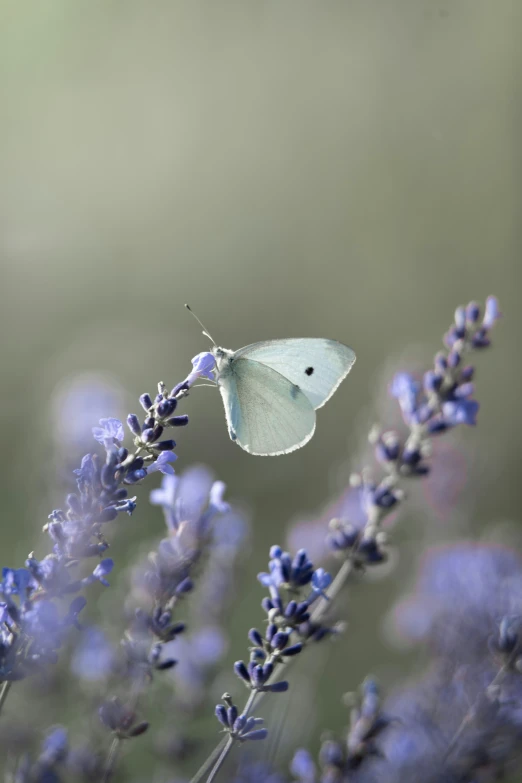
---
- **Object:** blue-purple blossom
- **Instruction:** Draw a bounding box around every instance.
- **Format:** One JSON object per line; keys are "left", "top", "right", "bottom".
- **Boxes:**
{"left": 146, "top": 450, "right": 177, "bottom": 476}
{"left": 483, "top": 294, "right": 501, "bottom": 329}
{"left": 92, "top": 417, "right": 125, "bottom": 447}
{"left": 0, "top": 364, "right": 195, "bottom": 684}
{"left": 310, "top": 568, "right": 332, "bottom": 600}
{"left": 149, "top": 466, "right": 226, "bottom": 534}
{"left": 180, "top": 351, "right": 217, "bottom": 390}
{"left": 86, "top": 558, "right": 114, "bottom": 587}
{"left": 215, "top": 700, "right": 267, "bottom": 742}
{"left": 441, "top": 398, "right": 479, "bottom": 426}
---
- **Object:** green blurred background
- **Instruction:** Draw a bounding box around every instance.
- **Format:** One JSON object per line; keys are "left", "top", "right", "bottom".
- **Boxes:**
{"left": 1, "top": 0, "right": 521, "bottom": 778}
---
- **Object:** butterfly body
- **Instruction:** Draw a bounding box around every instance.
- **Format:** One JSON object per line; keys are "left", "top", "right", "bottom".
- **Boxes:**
{"left": 212, "top": 338, "right": 356, "bottom": 456}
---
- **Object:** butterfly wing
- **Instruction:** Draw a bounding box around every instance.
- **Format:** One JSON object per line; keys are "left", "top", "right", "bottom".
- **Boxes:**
{"left": 218, "top": 357, "right": 316, "bottom": 456}
{"left": 233, "top": 338, "right": 356, "bottom": 409}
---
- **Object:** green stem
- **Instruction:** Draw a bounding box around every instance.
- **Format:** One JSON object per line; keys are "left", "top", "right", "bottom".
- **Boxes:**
{"left": 189, "top": 737, "right": 229, "bottom": 783}
{"left": 101, "top": 736, "right": 121, "bottom": 783}
{"left": 205, "top": 736, "right": 234, "bottom": 783}
{"left": 194, "top": 559, "right": 354, "bottom": 783}
{"left": 0, "top": 681, "right": 12, "bottom": 716}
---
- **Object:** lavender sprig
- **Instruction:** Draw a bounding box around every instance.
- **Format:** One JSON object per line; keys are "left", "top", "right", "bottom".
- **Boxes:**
{"left": 195, "top": 297, "right": 501, "bottom": 783}
{"left": 291, "top": 679, "right": 391, "bottom": 782}
{"left": 96, "top": 470, "right": 234, "bottom": 781}
{"left": 326, "top": 295, "right": 501, "bottom": 564}
{"left": 0, "top": 353, "right": 216, "bottom": 703}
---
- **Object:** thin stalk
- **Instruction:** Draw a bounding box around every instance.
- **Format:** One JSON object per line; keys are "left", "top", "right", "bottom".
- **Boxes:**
{"left": 443, "top": 658, "right": 513, "bottom": 763}
{"left": 189, "top": 737, "right": 229, "bottom": 783}
{"left": 0, "top": 681, "right": 12, "bottom": 716}
{"left": 205, "top": 736, "right": 233, "bottom": 783}
{"left": 101, "top": 736, "right": 122, "bottom": 783}
{"left": 197, "top": 559, "right": 354, "bottom": 783}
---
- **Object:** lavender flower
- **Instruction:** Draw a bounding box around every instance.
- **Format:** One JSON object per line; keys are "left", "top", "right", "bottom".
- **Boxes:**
{"left": 2, "top": 296, "right": 510, "bottom": 783}
{"left": 319, "top": 298, "right": 501, "bottom": 566}
{"left": 0, "top": 357, "right": 202, "bottom": 686}
{"left": 215, "top": 695, "right": 268, "bottom": 742}
{"left": 290, "top": 679, "right": 391, "bottom": 782}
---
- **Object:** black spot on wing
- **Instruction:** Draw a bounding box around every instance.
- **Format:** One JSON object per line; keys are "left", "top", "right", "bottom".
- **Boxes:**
{"left": 229, "top": 427, "right": 237, "bottom": 441}
{"left": 305, "top": 367, "right": 314, "bottom": 376}
{"left": 290, "top": 384, "right": 300, "bottom": 399}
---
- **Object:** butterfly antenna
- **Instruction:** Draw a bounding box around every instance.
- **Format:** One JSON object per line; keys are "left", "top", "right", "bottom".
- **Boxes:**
{"left": 184, "top": 304, "right": 217, "bottom": 346}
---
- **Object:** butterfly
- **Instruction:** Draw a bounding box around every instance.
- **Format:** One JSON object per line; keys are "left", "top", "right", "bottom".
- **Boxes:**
{"left": 186, "top": 307, "right": 356, "bottom": 456}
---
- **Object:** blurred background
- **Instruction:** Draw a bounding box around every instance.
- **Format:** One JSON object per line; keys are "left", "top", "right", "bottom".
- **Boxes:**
{"left": 0, "top": 0, "right": 520, "bottom": 779}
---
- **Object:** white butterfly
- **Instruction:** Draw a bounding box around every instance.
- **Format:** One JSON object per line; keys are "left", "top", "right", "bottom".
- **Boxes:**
{"left": 185, "top": 308, "right": 356, "bottom": 456}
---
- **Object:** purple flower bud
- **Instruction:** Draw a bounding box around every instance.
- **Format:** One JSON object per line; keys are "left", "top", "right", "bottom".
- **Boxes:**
{"left": 167, "top": 415, "right": 189, "bottom": 427}
{"left": 443, "top": 326, "right": 462, "bottom": 348}
{"left": 265, "top": 623, "right": 277, "bottom": 643}
{"left": 157, "top": 398, "right": 177, "bottom": 418}
{"left": 266, "top": 681, "right": 289, "bottom": 693}
{"left": 248, "top": 628, "right": 263, "bottom": 647}
{"left": 242, "top": 728, "right": 268, "bottom": 741}
{"left": 139, "top": 394, "right": 153, "bottom": 411}
{"left": 272, "top": 631, "right": 289, "bottom": 650}
{"left": 402, "top": 446, "right": 421, "bottom": 465}
{"left": 124, "top": 468, "right": 147, "bottom": 484}
{"left": 434, "top": 352, "right": 447, "bottom": 373}
{"left": 170, "top": 381, "right": 190, "bottom": 397}
{"left": 373, "top": 486, "right": 398, "bottom": 508}
{"left": 175, "top": 577, "right": 193, "bottom": 594}
{"left": 283, "top": 643, "right": 303, "bottom": 656}
{"left": 155, "top": 440, "right": 176, "bottom": 452}
{"left": 227, "top": 705, "right": 238, "bottom": 727}
{"left": 483, "top": 295, "right": 501, "bottom": 329}
{"left": 472, "top": 327, "right": 491, "bottom": 348}
{"left": 141, "top": 428, "right": 155, "bottom": 443}
{"left": 262, "top": 662, "right": 273, "bottom": 681}
{"left": 101, "top": 464, "right": 116, "bottom": 490}
{"left": 423, "top": 370, "right": 442, "bottom": 393}
{"left": 151, "top": 425, "right": 164, "bottom": 441}
{"left": 426, "top": 417, "right": 452, "bottom": 435}
{"left": 285, "top": 600, "right": 297, "bottom": 619}
{"left": 454, "top": 306, "right": 466, "bottom": 330}
{"left": 261, "top": 597, "right": 273, "bottom": 613}
{"left": 126, "top": 414, "right": 141, "bottom": 435}
{"left": 251, "top": 664, "right": 264, "bottom": 687}
{"left": 128, "top": 722, "right": 149, "bottom": 737}
{"left": 442, "top": 399, "right": 479, "bottom": 426}
{"left": 466, "top": 301, "right": 481, "bottom": 323}
{"left": 234, "top": 660, "right": 251, "bottom": 683}
{"left": 460, "top": 365, "right": 474, "bottom": 382}
{"left": 447, "top": 350, "right": 461, "bottom": 368}
{"left": 454, "top": 382, "right": 474, "bottom": 399}
{"left": 215, "top": 704, "right": 229, "bottom": 727}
